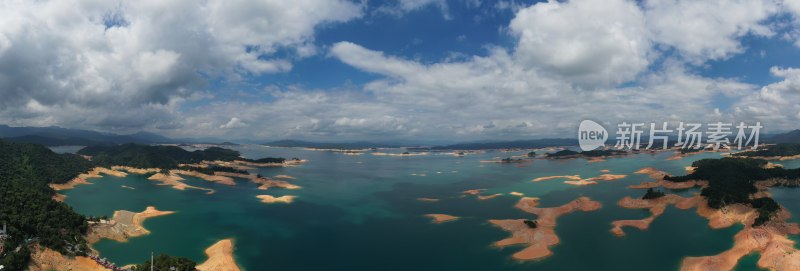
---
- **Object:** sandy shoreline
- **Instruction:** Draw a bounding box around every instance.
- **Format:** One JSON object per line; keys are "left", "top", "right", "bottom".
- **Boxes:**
{"left": 196, "top": 239, "right": 242, "bottom": 271}
{"left": 490, "top": 196, "right": 601, "bottom": 261}
{"left": 213, "top": 171, "right": 302, "bottom": 190}
{"left": 611, "top": 194, "right": 700, "bottom": 236}
{"left": 680, "top": 205, "right": 800, "bottom": 271}
{"left": 148, "top": 172, "right": 216, "bottom": 194}
{"left": 50, "top": 167, "right": 128, "bottom": 191}
{"left": 172, "top": 169, "right": 236, "bottom": 185}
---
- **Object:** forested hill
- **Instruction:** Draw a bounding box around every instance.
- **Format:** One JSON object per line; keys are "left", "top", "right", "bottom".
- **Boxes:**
{"left": 665, "top": 157, "right": 800, "bottom": 226}
{"left": 78, "top": 143, "right": 242, "bottom": 169}
{"left": 0, "top": 140, "right": 94, "bottom": 269}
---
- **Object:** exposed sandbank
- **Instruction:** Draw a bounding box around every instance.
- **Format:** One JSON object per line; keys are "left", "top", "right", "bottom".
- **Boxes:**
{"left": 147, "top": 173, "right": 215, "bottom": 194}
{"left": 87, "top": 206, "right": 175, "bottom": 244}
{"left": 532, "top": 174, "right": 626, "bottom": 186}
{"left": 425, "top": 214, "right": 459, "bottom": 224}
{"left": 490, "top": 197, "right": 601, "bottom": 261}
{"left": 256, "top": 195, "right": 296, "bottom": 204}
{"left": 461, "top": 189, "right": 502, "bottom": 200}
{"left": 196, "top": 239, "right": 242, "bottom": 271}
{"left": 417, "top": 197, "right": 440, "bottom": 202}
{"left": 214, "top": 171, "right": 302, "bottom": 190}
{"left": 172, "top": 169, "right": 236, "bottom": 185}
{"left": 274, "top": 174, "right": 296, "bottom": 179}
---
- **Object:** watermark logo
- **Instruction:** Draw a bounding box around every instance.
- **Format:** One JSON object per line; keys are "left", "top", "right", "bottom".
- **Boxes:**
{"left": 578, "top": 120, "right": 608, "bottom": 151}
{"left": 577, "top": 121, "right": 763, "bottom": 151}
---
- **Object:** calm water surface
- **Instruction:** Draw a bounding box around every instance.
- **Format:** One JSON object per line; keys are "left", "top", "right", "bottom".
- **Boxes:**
{"left": 62, "top": 146, "right": 791, "bottom": 270}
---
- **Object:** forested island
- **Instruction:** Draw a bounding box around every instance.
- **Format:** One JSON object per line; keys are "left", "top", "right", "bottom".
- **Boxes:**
{"left": 545, "top": 149, "right": 627, "bottom": 159}
{"left": 79, "top": 143, "right": 289, "bottom": 169}
{"left": 664, "top": 157, "right": 799, "bottom": 226}
{"left": 0, "top": 140, "right": 288, "bottom": 269}
{"left": 732, "top": 143, "right": 800, "bottom": 158}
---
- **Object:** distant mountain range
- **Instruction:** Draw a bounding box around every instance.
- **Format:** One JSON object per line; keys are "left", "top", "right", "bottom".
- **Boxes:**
{"left": 263, "top": 140, "right": 404, "bottom": 149}
{"left": 265, "top": 129, "right": 800, "bottom": 151}
{"left": 264, "top": 138, "right": 577, "bottom": 150}
{"left": 2, "top": 124, "right": 798, "bottom": 148}
{"left": 0, "top": 125, "right": 181, "bottom": 146}
{"left": 766, "top": 129, "right": 800, "bottom": 144}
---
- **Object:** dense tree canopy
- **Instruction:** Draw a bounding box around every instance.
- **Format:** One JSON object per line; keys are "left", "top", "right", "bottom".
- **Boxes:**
{"left": 0, "top": 140, "right": 92, "bottom": 269}
{"left": 132, "top": 253, "right": 196, "bottom": 271}
{"left": 642, "top": 188, "right": 665, "bottom": 199}
{"left": 665, "top": 157, "right": 800, "bottom": 226}
{"left": 733, "top": 144, "right": 800, "bottom": 158}
{"left": 79, "top": 144, "right": 242, "bottom": 169}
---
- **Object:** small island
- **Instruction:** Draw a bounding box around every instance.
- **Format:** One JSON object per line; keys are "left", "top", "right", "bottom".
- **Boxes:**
{"left": 490, "top": 196, "right": 601, "bottom": 260}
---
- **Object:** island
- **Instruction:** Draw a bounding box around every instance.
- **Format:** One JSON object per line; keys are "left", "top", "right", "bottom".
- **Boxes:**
{"left": 489, "top": 196, "right": 601, "bottom": 260}
{"left": 732, "top": 143, "right": 800, "bottom": 160}
{"left": 545, "top": 149, "right": 627, "bottom": 162}
{"left": 532, "top": 173, "right": 626, "bottom": 186}
{"left": 0, "top": 140, "right": 298, "bottom": 270}
{"left": 424, "top": 214, "right": 460, "bottom": 224}
{"left": 256, "top": 195, "right": 297, "bottom": 204}
{"left": 613, "top": 157, "right": 800, "bottom": 270}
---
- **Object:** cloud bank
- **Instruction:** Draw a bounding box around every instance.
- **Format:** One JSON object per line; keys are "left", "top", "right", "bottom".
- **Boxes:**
{"left": 2, "top": 0, "right": 800, "bottom": 141}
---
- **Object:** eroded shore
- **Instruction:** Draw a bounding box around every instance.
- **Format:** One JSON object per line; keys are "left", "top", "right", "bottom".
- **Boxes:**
{"left": 196, "top": 239, "right": 242, "bottom": 271}
{"left": 489, "top": 196, "right": 602, "bottom": 260}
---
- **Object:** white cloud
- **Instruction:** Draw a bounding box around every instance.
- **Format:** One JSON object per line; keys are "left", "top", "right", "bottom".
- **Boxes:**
{"left": 733, "top": 66, "right": 800, "bottom": 129}
{"left": 643, "top": 0, "right": 780, "bottom": 62}
{"left": 321, "top": 41, "right": 757, "bottom": 140}
{"left": 0, "top": 0, "right": 362, "bottom": 132}
{"left": 376, "top": 0, "right": 451, "bottom": 19}
{"left": 1, "top": 0, "right": 798, "bottom": 141}
{"left": 220, "top": 117, "right": 247, "bottom": 129}
{"left": 510, "top": 0, "right": 652, "bottom": 87}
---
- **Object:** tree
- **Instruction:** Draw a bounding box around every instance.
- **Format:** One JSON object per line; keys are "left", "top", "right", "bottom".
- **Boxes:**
{"left": 132, "top": 254, "right": 196, "bottom": 271}
{"left": 642, "top": 188, "right": 665, "bottom": 199}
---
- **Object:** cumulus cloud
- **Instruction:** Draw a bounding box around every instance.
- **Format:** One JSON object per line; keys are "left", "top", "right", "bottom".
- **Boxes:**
{"left": 0, "top": 0, "right": 362, "bottom": 132}
{"left": 2, "top": 0, "right": 799, "bottom": 141}
{"left": 733, "top": 67, "right": 800, "bottom": 129}
{"left": 643, "top": 0, "right": 780, "bottom": 62}
{"left": 510, "top": 0, "right": 652, "bottom": 87}
{"left": 220, "top": 117, "right": 248, "bottom": 129}
{"left": 321, "top": 40, "right": 762, "bottom": 140}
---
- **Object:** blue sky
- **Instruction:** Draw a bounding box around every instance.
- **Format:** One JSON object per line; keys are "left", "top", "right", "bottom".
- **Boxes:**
{"left": 1, "top": 0, "right": 800, "bottom": 142}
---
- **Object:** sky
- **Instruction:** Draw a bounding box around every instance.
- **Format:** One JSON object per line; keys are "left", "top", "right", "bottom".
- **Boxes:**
{"left": 1, "top": 0, "right": 800, "bottom": 142}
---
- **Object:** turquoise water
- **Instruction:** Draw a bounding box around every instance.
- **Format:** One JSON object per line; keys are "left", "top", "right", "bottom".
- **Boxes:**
{"left": 62, "top": 146, "right": 772, "bottom": 270}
